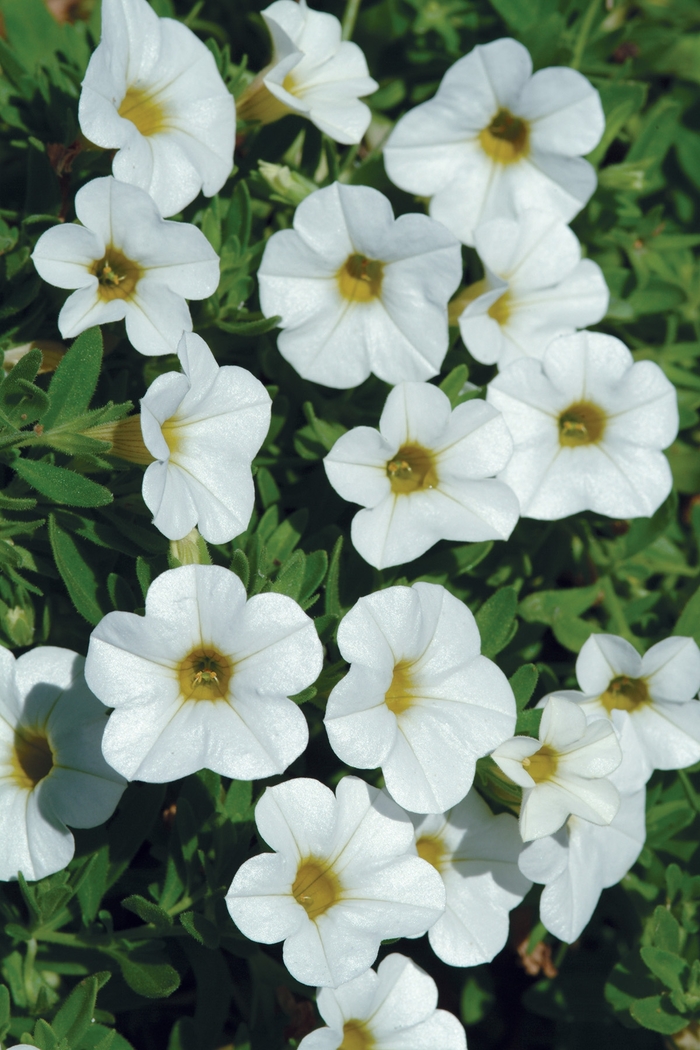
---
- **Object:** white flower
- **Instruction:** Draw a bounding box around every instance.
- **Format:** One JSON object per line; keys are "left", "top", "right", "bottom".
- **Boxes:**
{"left": 31, "top": 177, "right": 219, "bottom": 356}
{"left": 324, "top": 381, "right": 519, "bottom": 568}
{"left": 237, "top": 0, "right": 378, "bottom": 144}
{"left": 78, "top": 0, "right": 235, "bottom": 217}
{"left": 456, "top": 209, "right": 609, "bottom": 370}
{"left": 84, "top": 564, "right": 322, "bottom": 783}
{"left": 257, "top": 182, "right": 462, "bottom": 389}
{"left": 0, "top": 646, "right": 125, "bottom": 882}
{"left": 491, "top": 695, "right": 622, "bottom": 842}
{"left": 138, "top": 332, "right": 271, "bottom": 543}
{"left": 298, "top": 953, "right": 466, "bottom": 1050}
{"left": 552, "top": 633, "right": 700, "bottom": 781}
{"left": 486, "top": 331, "right": 678, "bottom": 520}
{"left": 383, "top": 37, "right": 604, "bottom": 246}
{"left": 411, "top": 789, "right": 531, "bottom": 967}
{"left": 225, "top": 776, "right": 445, "bottom": 988}
{"left": 325, "top": 582, "right": 516, "bottom": 813}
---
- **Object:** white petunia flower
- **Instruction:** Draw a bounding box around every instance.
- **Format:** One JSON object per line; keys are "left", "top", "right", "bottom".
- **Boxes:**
{"left": 549, "top": 633, "right": 700, "bottom": 781}
{"left": 0, "top": 646, "right": 125, "bottom": 882}
{"left": 79, "top": 0, "right": 235, "bottom": 217}
{"left": 325, "top": 582, "right": 516, "bottom": 813}
{"left": 84, "top": 565, "right": 322, "bottom": 783}
{"left": 491, "top": 695, "right": 622, "bottom": 842}
{"left": 455, "top": 210, "right": 609, "bottom": 370}
{"left": 138, "top": 332, "right": 271, "bottom": 543}
{"left": 237, "top": 0, "right": 378, "bottom": 144}
{"left": 298, "top": 953, "right": 466, "bottom": 1050}
{"left": 411, "top": 789, "right": 531, "bottom": 967}
{"left": 383, "top": 37, "right": 604, "bottom": 246}
{"left": 257, "top": 182, "right": 462, "bottom": 389}
{"left": 225, "top": 776, "right": 445, "bottom": 988}
{"left": 486, "top": 331, "right": 678, "bottom": 520}
{"left": 31, "top": 177, "right": 219, "bottom": 356}
{"left": 324, "top": 381, "right": 519, "bottom": 568}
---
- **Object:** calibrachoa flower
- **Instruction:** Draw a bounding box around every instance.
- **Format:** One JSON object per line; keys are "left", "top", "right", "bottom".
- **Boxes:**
{"left": 84, "top": 565, "right": 322, "bottom": 782}
{"left": 79, "top": 0, "right": 235, "bottom": 217}
{"left": 137, "top": 332, "right": 271, "bottom": 543}
{"left": 257, "top": 182, "right": 462, "bottom": 388}
{"left": 491, "top": 696, "right": 622, "bottom": 841}
{"left": 298, "top": 953, "right": 466, "bottom": 1050}
{"left": 0, "top": 646, "right": 125, "bottom": 882}
{"left": 237, "top": 0, "right": 378, "bottom": 144}
{"left": 226, "top": 776, "right": 445, "bottom": 987}
{"left": 486, "top": 331, "right": 678, "bottom": 520}
{"left": 455, "top": 209, "right": 609, "bottom": 370}
{"left": 31, "top": 177, "right": 219, "bottom": 356}
{"left": 383, "top": 37, "right": 604, "bottom": 246}
{"left": 411, "top": 789, "right": 531, "bottom": 967}
{"left": 324, "top": 381, "right": 519, "bottom": 568}
{"left": 551, "top": 633, "right": 700, "bottom": 782}
{"left": 325, "top": 582, "right": 517, "bottom": 813}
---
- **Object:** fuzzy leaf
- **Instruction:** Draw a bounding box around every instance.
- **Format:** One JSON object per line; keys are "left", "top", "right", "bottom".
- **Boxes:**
{"left": 43, "top": 327, "right": 103, "bottom": 428}
{"left": 476, "top": 587, "right": 518, "bottom": 658}
{"left": 15, "top": 458, "right": 112, "bottom": 508}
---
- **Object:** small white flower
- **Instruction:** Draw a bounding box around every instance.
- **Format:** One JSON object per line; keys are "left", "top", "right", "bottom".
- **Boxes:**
{"left": 84, "top": 565, "right": 322, "bottom": 783}
{"left": 411, "top": 789, "right": 531, "bottom": 967}
{"left": 258, "top": 182, "right": 462, "bottom": 389}
{"left": 298, "top": 953, "right": 466, "bottom": 1050}
{"left": 456, "top": 210, "right": 609, "bottom": 370}
{"left": 139, "top": 332, "right": 271, "bottom": 543}
{"left": 491, "top": 695, "right": 622, "bottom": 842}
{"left": 225, "top": 776, "right": 445, "bottom": 988}
{"left": 552, "top": 633, "right": 700, "bottom": 781}
{"left": 325, "top": 582, "right": 516, "bottom": 813}
{"left": 31, "top": 177, "right": 219, "bottom": 356}
{"left": 0, "top": 646, "right": 125, "bottom": 882}
{"left": 237, "top": 0, "right": 378, "bottom": 144}
{"left": 384, "top": 37, "right": 604, "bottom": 246}
{"left": 486, "top": 331, "right": 678, "bottom": 520}
{"left": 324, "top": 381, "right": 519, "bottom": 568}
{"left": 79, "top": 0, "right": 235, "bottom": 217}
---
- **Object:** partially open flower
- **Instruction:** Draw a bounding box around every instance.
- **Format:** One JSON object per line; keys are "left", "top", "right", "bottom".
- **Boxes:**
{"left": 384, "top": 37, "right": 604, "bottom": 246}
{"left": 79, "top": 0, "right": 235, "bottom": 217}
{"left": 324, "top": 381, "right": 519, "bottom": 568}
{"left": 31, "top": 177, "right": 219, "bottom": 356}
{"left": 237, "top": 0, "right": 378, "bottom": 144}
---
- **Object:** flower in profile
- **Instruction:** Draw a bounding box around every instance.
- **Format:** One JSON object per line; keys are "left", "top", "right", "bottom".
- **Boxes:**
{"left": 325, "top": 582, "right": 516, "bottom": 813}
{"left": 383, "top": 37, "right": 604, "bottom": 246}
{"left": 454, "top": 209, "right": 609, "bottom": 370}
{"left": 486, "top": 331, "right": 678, "bottom": 520}
{"left": 85, "top": 565, "right": 322, "bottom": 783}
{"left": 298, "top": 953, "right": 466, "bottom": 1050}
{"left": 258, "top": 182, "right": 462, "bottom": 389}
{"left": 226, "top": 776, "right": 445, "bottom": 987}
{"left": 31, "top": 177, "right": 219, "bottom": 356}
{"left": 324, "top": 381, "right": 519, "bottom": 568}
{"left": 411, "top": 789, "right": 531, "bottom": 967}
{"left": 237, "top": 0, "right": 378, "bottom": 144}
{"left": 491, "top": 695, "right": 622, "bottom": 842}
{"left": 79, "top": 0, "right": 235, "bottom": 217}
{"left": 0, "top": 646, "right": 125, "bottom": 882}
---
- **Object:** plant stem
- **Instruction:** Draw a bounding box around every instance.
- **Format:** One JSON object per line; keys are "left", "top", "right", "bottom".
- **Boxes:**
{"left": 571, "top": 0, "right": 602, "bottom": 70}
{"left": 599, "top": 575, "right": 643, "bottom": 652}
{"left": 341, "top": 0, "right": 362, "bottom": 40}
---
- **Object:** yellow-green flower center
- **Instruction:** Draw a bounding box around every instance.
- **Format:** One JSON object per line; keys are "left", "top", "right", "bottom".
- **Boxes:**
{"left": 12, "top": 729, "right": 54, "bottom": 789}
{"left": 479, "top": 108, "right": 529, "bottom": 163}
{"left": 558, "top": 401, "right": 607, "bottom": 447}
{"left": 91, "top": 248, "right": 142, "bottom": 302}
{"left": 292, "top": 858, "right": 341, "bottom": 920}
{"left": 340, "top": 1020, "right": 375, "bottom": 1050}
{"left": 178, "top": 648, "right": 233, "bottom": 702}
{"left": 385, "top": 660, "right": 415, "bottom": 715}
{"left": 416, "top": 833, "right": 447, "bottom": 872}
{"left": 522, "top": 744, "right": 558, "bottom": 783}
{"left": 600, "top": 675, "right": 650, "bottom": 712}
{"left": 387, "top": 444, "right": 438, "bottom": 495}
{"left": 337, "top": 254, "right": 384, "bottom": 302}
{"left": 118, "top": 85, "right": 168, "bottom": 137}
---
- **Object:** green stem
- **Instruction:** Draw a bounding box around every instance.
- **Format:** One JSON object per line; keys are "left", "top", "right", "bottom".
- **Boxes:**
{"left": 599, "top": 576, "right": 642, "bottom": 652}
{"left": 571, "top": 0, "right": 602, "bottom": 70}
{"left": 341, "top": 0, "right": 363, "bottom": 41}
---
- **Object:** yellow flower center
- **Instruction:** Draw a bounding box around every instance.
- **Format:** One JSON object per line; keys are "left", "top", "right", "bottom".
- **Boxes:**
{"left": 161, "top": 418, "right": 184, "bottom": 458}
{"left": 385, "top": 660, "right": 415, "bottom": 715}
{"left": 558, "top": 401, "right": 607, "bottom": 447}
{"left": 416, "top": 833, "right": 447, "bottom": 872}
{"left": 337, "top": 254, "right": 384, "bottom": 302}
{"left": 488, "top": 290, "right": 511, "bottom": 326}
{"left": 479, "top": 108, "right": 529, "bottom": 163}
{"left": 386, "top": 444, "right": 438, "bottom": 495}
{"left": 340, "top": 1021, "right": 375, "bottom": 1050}
{"left": 178, "top": 648, "right": 233, "bottom": 702}
{"left": 292, "top": 858, "right": 341, "bottom": 921}
{"left": 118, "top": 85, "right": 168, "bottom": 137}
{"left": 522, "top": 744, "right": 558, "bottom": 783}
{"left": 11, "top": 729, "right": 54, "bottom": 790}
{"left": 600, "top": 675, "right": 650, "bottom": 712}
{"left": 91, "top": 247, "right": 142, "bottom": 302}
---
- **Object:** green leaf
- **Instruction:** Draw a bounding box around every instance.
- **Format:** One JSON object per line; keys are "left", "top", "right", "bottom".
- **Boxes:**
{"left": 675, "top": 583, "right": 700, "bottom": 644}
{"left": 48, "top": 514, "right": 104, "bottom": 625}
{"left": 509, "top": 664, "right": 538, "bottom": 712}
{"left": 439, "top": 364, "right": 470, "bottom": 407}
{"left": 121, "top": 895, "right": 173, "bottom": 927}
{"left": 519, "top": 583, "right": 601, "bottom": 624}
{"left": 324, "top": 535, "right": 343, "bottom": 617}
{"left": 0, "top": 982, "right": 10, "bottom": 1042}
{"left": 52, "top": 973, "right": 111, "bottom": 1046}
{"left": 43, "top": 327, "right": 103, "bottom": 428}
{"left": 179, "top": 911, "right": 220, "bottom": 950}
{"left": 224, "top": 780, "right": 252, "bottom": 823}
{"left": 476, "top": 587, "right": 518, "bottom": 658}
{"left": 75, "top": 848, "right": 109, "bottom": 926}
{"left": 0, "top": 347, "right": 47, "bottom": 426}
{"left": 115, "top": 953, "right": 180, "bottom": 999}
{"left": 651, "top": 905, "right": 682, "bottom": 954}
{"left": 14, "top": 459, "right": 112, "bottom": 508}
{"left": 230, "top": 548, "right": 250, "bottom": 591}
{"left": 551, "top": 614, "right": 601, "bottom": 653}
{"left": 641, "top": 947, "right": 687, "bottom": 994}
{"left": 629, "top": 996, "right": 688, "bottom": 1035}
{"left": 622, "top": 493, "right": 677, "bottom": 560}
{"left": 270, "top": 549, "right": 306, "bottom": 600}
